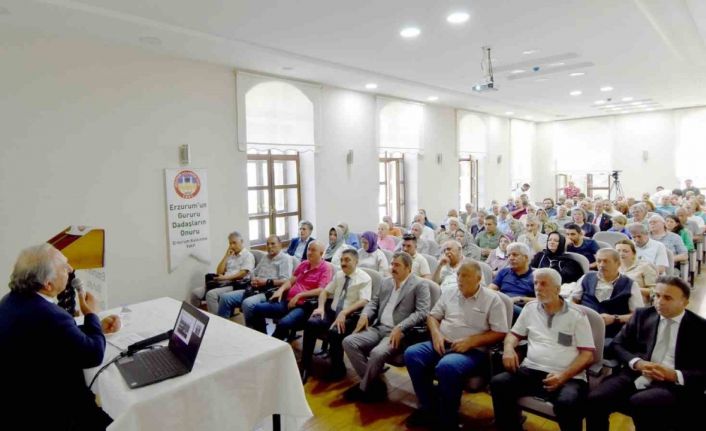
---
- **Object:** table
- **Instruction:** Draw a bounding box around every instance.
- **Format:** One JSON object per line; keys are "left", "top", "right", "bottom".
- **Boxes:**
{"left": 84, "top": 297, "right": 312, "bottom": 431}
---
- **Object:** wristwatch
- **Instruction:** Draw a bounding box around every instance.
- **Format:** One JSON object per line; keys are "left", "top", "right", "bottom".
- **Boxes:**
{"left": 613, "top": 315, "right": 621, "bottom": 324}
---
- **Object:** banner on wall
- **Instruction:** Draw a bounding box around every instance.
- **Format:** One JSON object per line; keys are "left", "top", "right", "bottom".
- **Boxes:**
{"left": 48, "top": 226, "right": 108, "bottom": 309}
{"left": 165, "top": 168, "right": 211, "bottom": 272}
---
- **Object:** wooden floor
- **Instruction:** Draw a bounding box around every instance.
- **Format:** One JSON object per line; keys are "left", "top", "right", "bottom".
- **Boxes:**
{"left": 292, "top": 273, "right": 706, "bottom": 431}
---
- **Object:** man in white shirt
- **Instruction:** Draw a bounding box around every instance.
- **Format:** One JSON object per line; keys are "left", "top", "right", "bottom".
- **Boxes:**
{"left": 404, "top": 261, "right": 508, "bottom": 430}
{"left": 491, "top": 268, "right": 595, "bottom": 431}
{"left": 628, "top": 223, "right": 669, "bottom": 274}
{"left": 401, "top": 234, "right": 432, "bottom": 279}
{"left": 432, "top": 240, "right": 464, "bottom": 292}
{"left": 301, "top": 249, "right": 371, "bottom": 382}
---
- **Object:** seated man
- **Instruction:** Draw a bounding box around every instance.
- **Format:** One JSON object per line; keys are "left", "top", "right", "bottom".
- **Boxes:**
{"left": 475, "top": 215, "right": 503, "bottom": 259}
{"left": 301, "top": 249, "right": 371, "bottom": 382}
{"left": 217, "top": 235, "right": 292, "bottom": 322}
{"left": 586, "top": 276, "right": 706, "bottom": 431}
{"left": 648, "top": 214, "right": 688, "bottom": 265}
{"left": 551, "top": 205, "right": 573, "bottom": 227}
{"left": 400, "top": 234, "right": 432, "bottom": 279}
{"left": 0, "top": 244, "right": 121, "bottom": 430}
{"left": 412, "top": 214, "right": 436, "bottom": 242}
{"left": 628, "top": 222, "right": 669, "bottom": 275}
{"left": 491, "top": 268, "right": 595, "bottom": 431}
{"left": 190, "top": 231, "right": 255, "bottom": 313}
{"left": 342, "top": 252, "right": 430, "bottom": 402}
{"left": 249, "top": 241, "right": 333, "bottom": 339}
{"left": 286, "top": 220, "right": 315, "bottom": 260}
{"left": 406, "top": 222, "right": 439, "bottom": 256}
{"left": 432, "top": 240, "right": 464, "bottom": 292}
{"left": 544, "top": 197, "right": 557, "bottom": 218}
{"left": 489, "top": 242, "right": 535, "bottom": 318}
{"left": 571, "top": 249, "right": 643, "bottom": 341}
{"left": 404, "top": 261, "right": 508, "bottom": 430}
{"left": 565, "top": 223, "right": 601, "bottom": 270}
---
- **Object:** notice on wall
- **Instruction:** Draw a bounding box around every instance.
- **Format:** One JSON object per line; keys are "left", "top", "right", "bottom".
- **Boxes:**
{"left": 165, "top": 168, "right": 211, "bottom": 272}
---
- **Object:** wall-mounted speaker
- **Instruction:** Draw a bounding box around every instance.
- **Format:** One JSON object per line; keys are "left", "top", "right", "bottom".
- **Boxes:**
{"left": 346, "top": 149, "right": 354, "bottom": 164}
{"left": 179, "top": 144, "right": 191, "bottom": 165}
{"left": 642, "top": 150, "right": 648, "bottom": 162}
{"left": 497, "top": 155, "right": 502, "bottom": 164}
{"left": 436, "top": 153, "right": 443, "bottom": 165}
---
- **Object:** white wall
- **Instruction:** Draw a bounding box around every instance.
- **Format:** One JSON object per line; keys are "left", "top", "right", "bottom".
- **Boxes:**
{"left": 0, "top": 27, "right": 248, "bottom": 306}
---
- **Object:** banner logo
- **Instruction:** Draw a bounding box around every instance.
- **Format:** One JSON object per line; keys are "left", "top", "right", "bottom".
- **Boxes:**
{"left": 174, "top": 170, "right": 201, "bottom": 199}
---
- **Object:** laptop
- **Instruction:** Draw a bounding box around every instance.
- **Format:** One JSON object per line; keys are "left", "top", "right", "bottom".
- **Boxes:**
{"left": 116, "top": 301, "right": 210, "bottom": 389}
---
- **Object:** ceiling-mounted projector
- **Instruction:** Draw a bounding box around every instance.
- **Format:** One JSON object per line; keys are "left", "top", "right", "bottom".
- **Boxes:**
{"left": 472, "top": 46, "right": 498, "bottom": 93}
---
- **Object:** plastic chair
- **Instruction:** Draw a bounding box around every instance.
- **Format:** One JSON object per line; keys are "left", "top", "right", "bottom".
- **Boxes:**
{"left": 381, "top": 249, "right": 394, "bottom": 266}
{"left": 251, "top": 249, "right": 266, "bottom": 268}
{"left": 422, "top": 253, "right": 439, "bottom": 274}
{"left": 564, "top": 252, "right": 590, "bottom": 275}
{"left": 593, "top": 231, "right": 628, "bottom": 247}
{"left": 595, "top": 240, "right": 612, "bottom": 250}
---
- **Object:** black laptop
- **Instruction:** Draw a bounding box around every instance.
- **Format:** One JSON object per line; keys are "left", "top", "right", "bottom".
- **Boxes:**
{"left": 116, "top": 301, "right": 210, "bottom": 389}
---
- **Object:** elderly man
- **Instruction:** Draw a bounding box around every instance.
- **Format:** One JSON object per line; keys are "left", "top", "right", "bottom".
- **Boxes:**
{"left": 628, "top": 223, "right": 669, "bottom": 275}
{"left": 551, "top": 205, "right": 573, "bottom": 227}
{"left": 655, "top": 195, "right": 677, "bottom": 216}
{"left": 432, "top": 240, "right": 464, "bottom": 292}
{"left": 565, "top": 223, "right": 601, "bottom": 270}
{"left": 648, "top": 214, "right": 688, "bottom": 264}
{"left": 460, "top": 203, "right": 475, "bottom": 226}
{"left": 475, "top": 215, "right": 503, "bottom": 258}
{"left": 571, "top": 249, "right": 644, "bottom": 340}
{"left": 489, "top": 242, "right": 535, "bottom": 318}
{"left": 191, "top": 231, "right": 255, "bottom": 313}
{"left": 408, "top": 222, "right": 439, "bottom": 256}
{"left": 491, "top": 268, "right": 595, "bottom": 431}
{"left": 301, "top": 249, "right": 371, "bottom": 382}
{"left": 497, "top": 206, "right": 513, "bottom": 235}
{"left": 592, "top": 200, "right": 613, "bottom": 232}
{"left": 0, "top": 244, "right": 121, "bottom": 430}
{"left": 404, "top": 261, "right": 509, "bottom": 430}
{"left": 586, "top": 277, "right": 706, "bottom": 431}
{"left": 217, "top": 235, "right": 292, "bottom": 321}
{"left": 400, "top": 234, "right": 432, "bottom": 279}
{"left": 412, "top": 215, "right": 436, "bottom": 242}
{"left": 249, "top": 241, "right": 333, "bottom": 339}
{"left": 342, "top": 252, "right": 430, "bottom": 403}
{"left": 286, "top": 220, "right": 315, "bottom": 260}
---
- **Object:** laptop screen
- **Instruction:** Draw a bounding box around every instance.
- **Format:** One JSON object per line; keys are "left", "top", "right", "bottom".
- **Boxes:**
{"left": 168, "top": 302, "right": 209, "bottom": 370}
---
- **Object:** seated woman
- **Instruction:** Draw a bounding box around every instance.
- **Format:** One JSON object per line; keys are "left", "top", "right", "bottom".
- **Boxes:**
{"left": 376, "top": 222, "right": 397, "bottom": 252}
{"left": 382, "top": 215, "right": 403, "bottom": 237}
{"left": 665, "top": 214, "right": 694, "bottom": 252}
{"left": 324, "top": 226, "right": 353, "bottom": 267}
{"left": 486, "top": 234, "right": 512, "bottom": 275}
{"left": 571, "top": 208, "right": 597, "bottom": 238}
{"left": 608, "top": 214, "right": 631, "bottom": 238}
{"left": 357, "top": 231, "right": 390, "bottom": 276}
{"left": 454, "top": 227, "right": 481, "bottom": 261}
{"left": 616, "top": 238, "right": 657, "bottom": 304}
{"left": 529, "top": 231, "right": 583, "bottom": 284}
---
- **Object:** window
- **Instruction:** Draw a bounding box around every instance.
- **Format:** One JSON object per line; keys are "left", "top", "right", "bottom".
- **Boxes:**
{"left": 247, "top": 151, "right": 302, "bottom": 246}
{"left": 459, "top": 157, "right": 479, "bottom": 211}
{"left": 379, "top": 153, "right": 405, "bottom": 225}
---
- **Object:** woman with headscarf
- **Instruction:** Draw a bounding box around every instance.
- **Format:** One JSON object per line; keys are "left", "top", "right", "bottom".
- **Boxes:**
{"left": 486, "top": 234, "right": 512, "bottom": 275}
{"left": 357, "top": 231, "right": 390, "bottom": 276}
{"left": 337, "top": 221, "right": 360, "bottom": 249}
{"left": 530, "top": 231, "right": 583, "bottom": 284}
{"left": 324, "top": 226, "right": 353, "bottom": 267}
{"left": 454, "top": 228, "right": 481, "bottom": 261}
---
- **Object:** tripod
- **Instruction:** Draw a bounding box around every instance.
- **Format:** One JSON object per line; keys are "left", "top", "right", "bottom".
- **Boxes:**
{"left": 609, "top": 174, "right": 624, "bottom": 199}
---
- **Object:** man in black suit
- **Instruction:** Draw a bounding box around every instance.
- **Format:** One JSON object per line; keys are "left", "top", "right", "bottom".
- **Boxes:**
{"left": 586, "top": 276, "right": 706, "bottom": 431}
{"left": 0, "top": 244, "right": 121, "bottom": 430}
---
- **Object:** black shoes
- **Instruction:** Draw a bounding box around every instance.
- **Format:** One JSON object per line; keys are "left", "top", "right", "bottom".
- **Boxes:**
{"left": 405, "top": 408, "right": 436, "bottom": 428}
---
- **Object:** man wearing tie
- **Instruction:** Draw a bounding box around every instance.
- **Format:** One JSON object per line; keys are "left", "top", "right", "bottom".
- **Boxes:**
{"left": 586, "top": 276, "right": 706, "bottom": 431}
{"left": 300, "top": 249, "right": 372, "bottom": 382}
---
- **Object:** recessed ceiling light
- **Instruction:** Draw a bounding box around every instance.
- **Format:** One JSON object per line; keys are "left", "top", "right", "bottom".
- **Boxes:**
{"left": 594, "top": 100, "right": 606, "bottom": 105}
{"left": 427, "top": 96, "right": 439, "bottom": 101}
{"left": 446, "top": 12, "right": 470, "bottom": 24}
{"left": 600, "top": 86, "right": 614, "bottom": 92}
{"left": 138, "top": 36, "right": 162, "bottom": 46}
{"left": 622, "top": 97, "right": 633, "bottom": 102}
{"left": 570, "top": 90, "right": 582, "bottom": 96}
{"left": 400, "top": 27, "right": 421, "bottom": 38}
{"left": 550, "top": 62, "right": 566, "bottom": 67}
{"left": 522, "top": 50, "right": 538, "bottom": 55}
{"left": 505, "top": 111, "right": 515, "bottom": 115}
{"left": 365, "top": 83, "right": 378, "bottom": 89}
{"left": 510, "top": 69, "right": 525, "bottom": 74}
{"left": 569, "top": 72, "right": 585, "bottom": 77}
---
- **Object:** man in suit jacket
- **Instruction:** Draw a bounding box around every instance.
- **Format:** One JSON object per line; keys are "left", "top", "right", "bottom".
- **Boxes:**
{"left": 342, "top": 251, "right": 431, "bottom": 402}
{"left": 586, "top": 276, "right": 706, "bottom": 431}
{"left": 0, "top": 244, "right": 121, "bottom": 430}
{"left": 286, "top": 220, "right": 315, "bottom": 260}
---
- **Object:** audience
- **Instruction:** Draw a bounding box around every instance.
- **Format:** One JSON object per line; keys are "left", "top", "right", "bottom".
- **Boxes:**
{"left": 530, "top": 231, "right": 584, "bottom": 284}
{"left": 488, "top": 242, "right": 535, "bottom": 318}
{"left": 572, "top": 208, "right": 597, "bottom": 238}
{"left": 486, "top": 233, "right": 512, "bottom": 274}
{"left": 475, "top": 215, "right": 502, "bottom": 259}
{"left": 608, "top": 214, "right": 631, "bottom": 237}
{"left": 616, "top": 239, "right": 658, "bottom": 305}
{"left": 357, "top": 231, "right": 390, "bottom": 276}
{"left": 400, "top": 234, "right": 432, "bottom": 279}
{"left": 454, "top": 228, "right": 482, "bottom": 260}
{"left": 648, "top": 214, "right": 688, "bottom": 264}
{"left": 628, "top": 223, "right": 669, "bottom": 275}
{"left": 287, "top": 220, "right": 315, "bottom": 260}
{"left": 551, "top": 205, "right": 573, "bottom": 227}
{"left": 324, "top": 226, "right": 354, "bottom": 266}
{"left": 382, "top": 216, "right": 403, "bottom": 237}
{"left": 376, "top": 222, "right": 397, "bottom": 252}
{"left": 665, "top": 214, "right": 694, "bottom": 252}
{"left": 565, "top": 223, "right": 601, "bottom": 270}
{"left": 432, "top": 240, "right": 464, "bottom": 292}
{"left": 408, "top": 222, "right": 439, "bottom": 256}
{"left": 337, "top": 222, "right": 360, "bottom": 249}
{"left": 593, "top": 199, "right": 613, "bottom": 231}
{"left": 517, "top": 215, "right": 548, "bottom": 257}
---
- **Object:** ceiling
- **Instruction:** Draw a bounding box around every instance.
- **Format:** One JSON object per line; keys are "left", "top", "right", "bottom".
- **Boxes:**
{"left": 2, "top": 0, "right": 706, "bottom": 122}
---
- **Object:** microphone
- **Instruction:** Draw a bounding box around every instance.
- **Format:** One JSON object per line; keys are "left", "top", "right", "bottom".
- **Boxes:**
{"left": 71, "top": 277, "right": 84, "bottom": 293}
{"left": 126, "top": 330, "right": 173, "bottom": 355}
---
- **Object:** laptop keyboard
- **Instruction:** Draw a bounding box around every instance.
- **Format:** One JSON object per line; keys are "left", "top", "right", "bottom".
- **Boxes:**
{"left": 138, "top": 348, "right": 183, "bottom": 379}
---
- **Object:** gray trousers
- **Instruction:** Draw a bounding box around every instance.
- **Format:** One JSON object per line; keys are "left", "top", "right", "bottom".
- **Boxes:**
{"left": 190, "top": 285, "right": 233, "bottom": 314}
{"left": 342, "top": 325, "right": 400, "bottom": 391}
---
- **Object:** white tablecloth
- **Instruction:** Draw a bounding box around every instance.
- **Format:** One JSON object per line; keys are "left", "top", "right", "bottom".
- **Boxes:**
{"left": 85, "top": 297, "right": 312, "bottom": 431}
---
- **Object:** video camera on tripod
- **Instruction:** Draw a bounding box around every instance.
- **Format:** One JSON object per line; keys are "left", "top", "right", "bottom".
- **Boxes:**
{"left": 611, "top": 170, "right": 622, "bottom": 181}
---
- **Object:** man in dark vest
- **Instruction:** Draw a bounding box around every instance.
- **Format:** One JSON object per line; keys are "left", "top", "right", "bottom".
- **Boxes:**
{"left": 570, "top": 248, "right": 644, "bottom": 342}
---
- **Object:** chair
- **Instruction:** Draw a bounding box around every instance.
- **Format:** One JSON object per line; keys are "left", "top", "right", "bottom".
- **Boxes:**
{"left": 391, "top": 236, "right": 402, "bottom": 247}
{"left": 381, "top": 249, "right": 394, "bottom": 265}
{"left": 593, "top": 231, "right": 628, "bottom": 247}
{"left": 564, "top": 252, "right": 590, "bottom": 275}
{"left": 290, "top": 255, "right": 301, "bottom": 269}
{"left": 516, "top": 304, "right": 606, "bottom": 419}
{"left": 422, "top": 253, "right": 438, "bottom": 274}
{"left": 360, "top": 267, "right": 383, "bottom": 299}
{"left": 251, "top": 249, "right": 266, "bottom": 268}
{"left": 595, "top": 240, "right": 612, "bottom": 250}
